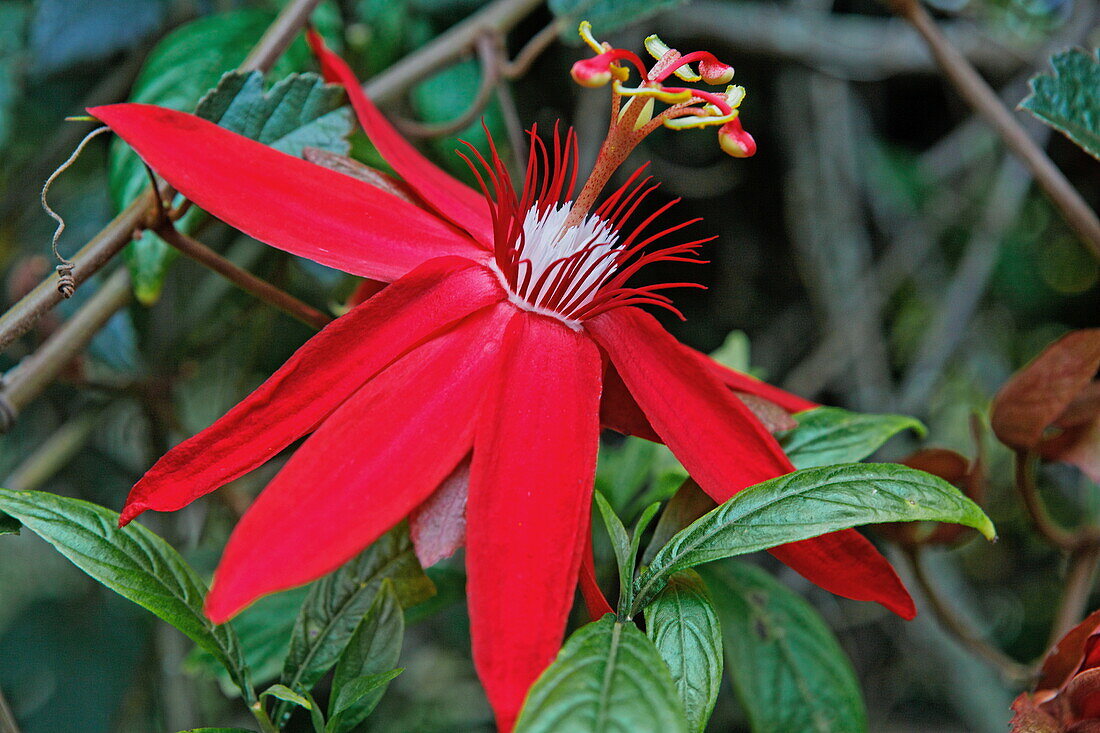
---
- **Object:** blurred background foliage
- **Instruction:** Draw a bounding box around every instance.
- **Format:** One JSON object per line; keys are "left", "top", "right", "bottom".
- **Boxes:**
{"left": 0, "top": 0, "right": 1096, "bottom": 730}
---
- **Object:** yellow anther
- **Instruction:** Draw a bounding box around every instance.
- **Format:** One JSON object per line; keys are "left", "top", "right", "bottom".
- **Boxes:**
{"left": 578, "top": 21, "right": 605, "bottom": 55}
{"left": 662, "top": 109, "right": 738, "bottom": 131}
{"left": 613, "top": 82, "right": 693, "bottom": 105}
{"left": 643, "top": 34, "right": 700, "bottom": 82}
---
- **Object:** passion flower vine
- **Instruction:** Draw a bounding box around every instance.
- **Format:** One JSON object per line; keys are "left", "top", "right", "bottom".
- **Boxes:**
{"left": 88, "top": 24, "right": 914, "bottom": 730}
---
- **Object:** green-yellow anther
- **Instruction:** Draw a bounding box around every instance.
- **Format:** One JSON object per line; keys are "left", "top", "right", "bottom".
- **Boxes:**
{"left": 643, "top": 34, "right": 700, "bottom": 82}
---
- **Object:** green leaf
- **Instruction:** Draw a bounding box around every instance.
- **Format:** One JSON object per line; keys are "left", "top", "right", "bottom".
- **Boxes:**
{"left": 107, "top": 8, "right": 311, "bottom": 304}
{"left": 702, "top": 562, "right": 868, "bottom": 733}
{"left": 515, "top": 615, "right": 688, "bottom": 733}
{"left": 187, "top": 585, "right": 309, "bottom": 695}
{"left": 177, "top": 728, "right": 257, "bottom": 732}
{"left": 633, "top": 463, "right": 995, "bottom": 610}
{"left": 327, "top": 580, "right": 404, "bottom": 732}
{"left": 644, "top": 570, "right": 722, "bottom": 733}
{"left": 548, "top": 0, "right": 688, "bottom": 41}
{"left": 1020, "top": 48, "right": 1100, "bottom": 161}
{"left": 328, "top": 670, "right": 403, "bottom": 723}
{"left": 642, "top": 481, "right": 713, "bottom": 565}
{"left": 262, "top": 684, "right": 324, "bottom": 733}
{"left": 594, "top": 491, "right": 632, "bottom": 613}
{"left": 780, "top": 407, "right": 926, "bottom": 469}
{"left": 0, "top": 488, "right": 250, "bottom": 697}
{"left": 194, "top": 71, "right": 352, "bottom": 158}
{"left": 280, "top": 524, "right": 432, "bottom": 703}
{"left": 0, "top": 511, "right": 20, "bottom": 535}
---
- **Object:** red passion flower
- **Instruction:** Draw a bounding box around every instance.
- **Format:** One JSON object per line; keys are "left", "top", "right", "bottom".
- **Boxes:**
{"left": 89, "top": 24, "right": 914, "bottom": 730}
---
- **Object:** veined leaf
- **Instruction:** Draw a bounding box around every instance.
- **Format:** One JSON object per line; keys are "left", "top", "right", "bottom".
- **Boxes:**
{"left": 280, "top": 525, "right": 432, "bottom": 708}
{"left": 644, "top": 570, "right": 722, "bottom": 733}
{"left": 702, "top": 562, "right": 868, "bottom": 733}
{"left": 327, "top": 580, "right": 404, "bottom": 732}
{"left": 194, "top": 71, "right": 352, "bottom": 158}
{"left": 187, "top": 585, "right": 310, "bottom": 696}
{"left": 780, "top": 407, "right": 926, "bottom": 469}
{"left": 634, "top": 463, "right": 994, "bottom": 610}
{"left": 1020, "top": 48, "right": 1100, "bottom": 161}
{"left": 261, "top": 684, "right": 324, "bottom": 733}
{"left": 515, "top": 614, "right": 688, "bottom": 733}
{"left": 0, "top": 488, "right": 250, "bottom": 697}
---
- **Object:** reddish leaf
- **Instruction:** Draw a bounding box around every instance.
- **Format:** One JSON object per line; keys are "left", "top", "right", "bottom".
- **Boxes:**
{"left": 991, "top": 330, "right": 1100, "bottom": 451}
{"left": 409, "top": 457, "right": 470, "bottom": 567}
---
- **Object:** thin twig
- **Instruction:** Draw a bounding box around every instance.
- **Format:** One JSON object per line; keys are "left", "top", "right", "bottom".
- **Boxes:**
{"left": 1014, "top": 450, "right": 1093, "bottom": 552}
{"left": 153, "top": 222, "right": 332, "bottom": 331}
{"left": 1047, "top": 546, "right": 1100, "bottom": 650}
{"left": 0, "top": 269, "right": 132, "bottom": 430}
{"left": 901, "top": 546, "right": 1034, "bottom": 685}
{"left": 889, "top": 0, "right": 1100, "bottom": 258}
{"left": 394, "top": 34, "right": 501, "bottom": 138}
{"left": 502, "top": 21, "right": 561, "bottom": 79}
{"left": 4, "top": 409, "right": 104, "bottom": 491}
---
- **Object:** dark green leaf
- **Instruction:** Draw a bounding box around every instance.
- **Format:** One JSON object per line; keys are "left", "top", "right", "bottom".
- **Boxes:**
{"left": 328, "top": 580, "right": 404, "bottom": 732}
{"left": 328, "top": 670, "right": 403, "bottom": 723}
{"left": 0, "top": 511, "right": 20, "bottom": 535}
{"left": 515, "top": 615, "right": 688, "bottom": 733}
{"left": 0, "top": 488, "right": 250, "bottom": 696}
{"left": 702, "top": 562, "right": 868, "bottom": 733}
{"left": 1020, "top": 48, "right": 1100, "bottom": 161}
{"left": 194, "top": 71, "right": 352, "bottom": 158}
{"left": 0, "top": 3, "right": 27, "bottom": 150}
{"left": 549, "top": 0, "right": 688, "bottom": 41}
{"left": 594, "top": 491, "right": 632, "bottom": 612}
{"left": 642, "top": 480, "right": 713, "bottom": 565}
{"left": 281, "top": 524, "right": 432, "bottom": 698}
{"left": 644, "top": 570, "right": 722, "bottom": 733}
{"left": 30, "top": 0, "right": 167, "bottom": 74}
{"left": 779, "top": 407, "right": 926, "bottom": 469}
{"left": 262, "top": 684, "right": 324, "bottom": 733}
{"left": 634, "top": 464, "right": 994, "bottom": 610}
{"left": 177, "top": 728, "right": 257, "bottom": 732}
{"left": 187, "top": 585, "right": 309, "bottom": 695}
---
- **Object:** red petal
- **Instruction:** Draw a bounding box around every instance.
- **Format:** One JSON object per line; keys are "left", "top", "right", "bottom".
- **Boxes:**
{"left": 89, "top": 103, "right": 486, "bottom": 281}
{"left": 770, "top": 532, "right": 916, "bottom": 619}
{"left": 121, "top": 258, "right": 503, "bottom": 524}
{"left": 466, "top": 313, "right": 603, "bottom": 731}
{"left": 205, "top": 303, "right": 513, "bottom": 622}
{"left": 306, "top": 30, "right": 494, "bottom": 246}
{"left": 686, "top": 344, "right": 818, "bottom": 413}
{"left": 589, "top": 307, "right": 914, "bottom": 617}
{"left": 588, "top": 307, "right": 795, "bottom": 492}
{"left": 579, "top": 532, "right": 613, "bottom": 621}
{"left": 409, "top": 457, "right": 470, "bottom": 567}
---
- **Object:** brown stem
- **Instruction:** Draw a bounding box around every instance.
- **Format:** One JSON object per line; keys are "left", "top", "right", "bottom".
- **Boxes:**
{"left": 901, "top": 547, "right": 1033, "bottom": 685}
{"left": 394, "top": 34, "right": 501, "bottom": 138}
{"left": 889, "top": 0, "right": 1100, "bottom": 258}
{"left": 0, "top": 269, "right": 132, "bottom": 431}
{"left": 502, "top": 21, "right": 562, "bottom": 79}
{"left": 153, "top": 222, "right": 331, "bottom": 331}
{"left": 240, "top": 0, "right": 325, "bottom": 73}
{"left": 4, "top": 409, "right": 103, "bottom": 491}
{"left": 1014, "top": 450, "right": 1088, "bottom": 552}
{"left": 1048, "top": 546, "right": 1100, "bottom": 650}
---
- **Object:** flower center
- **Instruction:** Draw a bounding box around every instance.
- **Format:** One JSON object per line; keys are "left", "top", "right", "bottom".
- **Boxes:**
{"left": 461, "top": 22, "right": 755, "bottom": 327}
{"left": 494, "top": 202, "right": 620, "bottom": 325}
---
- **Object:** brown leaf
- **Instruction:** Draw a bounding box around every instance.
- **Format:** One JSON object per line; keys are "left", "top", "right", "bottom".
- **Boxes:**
{"left": 991, "top": 330, "right": 1100, "bottom": 451}
{"left": 1010, "top": 693, "right": 1065, "bottom": 733}
{"left": 1039, "top": 609, "right": 1100, "bottom": 692}
{"left": 735, "top": 391, "right": 797, "bottom": 432}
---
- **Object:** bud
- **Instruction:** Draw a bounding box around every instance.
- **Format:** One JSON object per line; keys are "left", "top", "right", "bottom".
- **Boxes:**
{"left": 718, "top": 117, "right": 756, "bottom": 158}
{"left": 699, "top": 58, "right": 734, "bottom": 85}
{"left": 570, "top": 57, "right": 612, "bottom": 88}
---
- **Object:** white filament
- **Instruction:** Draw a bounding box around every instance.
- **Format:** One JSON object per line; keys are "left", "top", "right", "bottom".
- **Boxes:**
{"left": 514, "top": 202, "right": 620, "bottom": 315}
